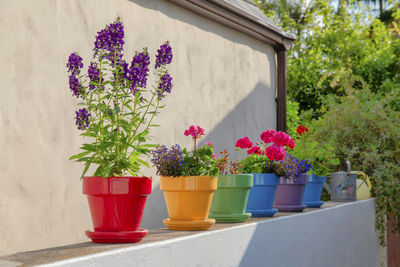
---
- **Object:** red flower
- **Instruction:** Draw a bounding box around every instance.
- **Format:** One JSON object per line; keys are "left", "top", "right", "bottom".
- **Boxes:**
{"left": 235, "top": 137, "right": 253, "bottom": 149}
{"left": 184, "top": 125, "right": 205, "bottom": 139}
{"left": 296, "top": 125, "right": 309, "bottom": 136}
{"left": 265, "top": 144, "right": 286, "bottom": 161}
{"left": 247, "top": 146, "right": 261, "bottom": 155}
{"left": 272, "top": 131, "right": 290, "bottom": 147}
{"left": 260, "top": 129, "right": 276, "bottom": 143}
{"left": 287, "top": 138, "right": 295, "bottom": 150}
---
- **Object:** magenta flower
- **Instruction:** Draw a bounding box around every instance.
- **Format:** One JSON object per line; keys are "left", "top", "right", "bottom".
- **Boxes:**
{"left": 272, "top": 131, "right": 291, "bottom": 147}
{"left": 184, "top": 125, "right": 205, "bottom": 139}
{"left": 266, "top": 144, "right": 286, "bottom": 161}
{"left": 206, "top": 142, "right": 215, "bottom": 148}
{"left": 247, "top": 146, "right": 262, "bottom": 155}
{"left": 260, "top": 129, "right": 276, "bottom": 143}
{"left": 235, "top": 137, "right": 253, "bottom": 149}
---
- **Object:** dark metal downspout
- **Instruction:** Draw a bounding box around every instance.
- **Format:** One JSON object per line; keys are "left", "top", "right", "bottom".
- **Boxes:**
{"left": 276, "top": 48, "right": 287, "bottom": 132}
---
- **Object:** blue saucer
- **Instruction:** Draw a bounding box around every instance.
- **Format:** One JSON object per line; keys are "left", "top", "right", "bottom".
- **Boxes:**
{"left": 303, "top": 200, "right": 324, "bottom": 208}
{"left": 247, "top": 208, "right": 278, "bottom": 217}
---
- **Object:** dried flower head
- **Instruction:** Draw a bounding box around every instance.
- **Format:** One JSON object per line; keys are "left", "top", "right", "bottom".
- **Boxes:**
{"left": 75, "top": 108, "right": 91, "bottom": 130}
{"left": 216, "top": 150, "right": 242, "bottom": 175}
{"left": 157, "top": 73, "right": 173, "bottom": 99}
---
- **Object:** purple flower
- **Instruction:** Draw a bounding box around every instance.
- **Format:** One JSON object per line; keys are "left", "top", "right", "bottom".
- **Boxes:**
{"left": 75, "top": 108, "right": 91, "bottom": 130}
{"left": 69, "top": 74, "right": 85, "bottom": 98}
{"left": 151, "top": 145, "right": 183, "bottom": 176}
{"left": 157, "top": 73, "right": 173, "bottom": 98}
{"left": 88, "top": 62, "right": 104, "bottom": 90}
{"left": 155, "top": 42, "right": 173, "bottom": 69}
{"left": 66, "top": 53, "right": 83, "bottom": 74}
{"left": 127, "top": 51, "right": 150, "bottom": 94}
{"left": 94, "top": 19, "right": 125, "bottom": 58}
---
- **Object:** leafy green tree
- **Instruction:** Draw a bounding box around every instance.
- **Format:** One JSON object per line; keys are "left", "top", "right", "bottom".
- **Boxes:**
{"left": 256, "top": 0, "right": 400, "bottom": 117}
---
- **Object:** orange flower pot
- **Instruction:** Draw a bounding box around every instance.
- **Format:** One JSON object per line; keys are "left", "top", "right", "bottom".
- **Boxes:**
{"left": 160, "top": 176, "right": 218, "bottom": 231}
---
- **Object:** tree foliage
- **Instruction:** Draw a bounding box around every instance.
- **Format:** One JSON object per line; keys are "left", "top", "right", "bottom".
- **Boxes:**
{"left": 257, "top": 0, "right": 400, "bottom": 116}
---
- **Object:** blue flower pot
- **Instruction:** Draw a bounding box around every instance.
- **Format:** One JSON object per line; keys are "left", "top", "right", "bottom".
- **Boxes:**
{"left": 302, "top": 174, "right": 326, "bottom": 208}
{"left": 245, "top": 173, "right": 280, "bottom": 217}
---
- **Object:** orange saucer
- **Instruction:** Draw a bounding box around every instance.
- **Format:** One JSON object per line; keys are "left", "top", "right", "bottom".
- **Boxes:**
{"left": 163, "top": 218, "right": 215, "bottom": 231}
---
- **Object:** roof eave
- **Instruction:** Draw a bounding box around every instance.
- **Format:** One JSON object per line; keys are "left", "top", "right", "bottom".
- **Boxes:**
{"left": 167, "top": 0, "right": 296, "bottom": 51}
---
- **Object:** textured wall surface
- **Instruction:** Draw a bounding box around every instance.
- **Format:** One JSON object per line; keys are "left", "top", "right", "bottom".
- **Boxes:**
{"left": 0, "top": 0, "right": 276, "bottom": 255}
{"left": 32, "top": 200, "right": 382, "bottom": 267}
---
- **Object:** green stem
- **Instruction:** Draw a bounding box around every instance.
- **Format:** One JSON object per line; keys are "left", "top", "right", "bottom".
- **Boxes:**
{"left": 194, "top": 138, "right": 199, "bottom": 165}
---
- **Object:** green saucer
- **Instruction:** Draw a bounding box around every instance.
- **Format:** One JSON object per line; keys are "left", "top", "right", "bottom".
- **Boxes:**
{"left": 209, "top": 212, "right": 251, "bottom": 223}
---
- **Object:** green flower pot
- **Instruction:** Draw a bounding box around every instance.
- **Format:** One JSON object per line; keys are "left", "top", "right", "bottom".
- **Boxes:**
{"left": 209, "top": 174, "right": 253, "bottom": 223}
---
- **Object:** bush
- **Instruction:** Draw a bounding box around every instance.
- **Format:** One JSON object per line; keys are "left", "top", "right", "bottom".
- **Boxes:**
{"left": 309, "top": 89, "right": 400, "bottom": 244}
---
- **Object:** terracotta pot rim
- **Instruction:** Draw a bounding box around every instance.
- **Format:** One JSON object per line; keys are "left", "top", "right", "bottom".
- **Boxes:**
{"left": 160, "top": 175, "right": 216, "bottom": 179}
{"left": 83, "top": 176, "right": 152, "bottom": 195}
{"left": 160, "top": 175, "right": 217, "bottom": 191}
{"left": 217, "top": 174, "right": 253, "bottom": 188}
{"left": 84, "top": 176, "right": 151, "bottom": 179}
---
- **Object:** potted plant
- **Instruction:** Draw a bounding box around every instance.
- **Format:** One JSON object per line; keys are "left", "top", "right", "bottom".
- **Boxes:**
{"left": 67, "top": 18, "right": 173, "bottom": 243}
{"left": 209, "top": 149, "right": 253, "bottom": 223}
{"left": 236, "top": 130, "right": 294, "bottom": 217}
{"left": 273, "top": 153, "right": 312, "bottom": 212}
{"left": 151, "top": 125, "right": 219, "bottom": 231}
{"left": 292, "top": 125, "right": 340, "bottom": 208}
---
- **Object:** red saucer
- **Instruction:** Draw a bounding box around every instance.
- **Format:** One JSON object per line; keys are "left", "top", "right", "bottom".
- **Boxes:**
{"left": 86, "top": 228, "right": 149, "bottom": 243}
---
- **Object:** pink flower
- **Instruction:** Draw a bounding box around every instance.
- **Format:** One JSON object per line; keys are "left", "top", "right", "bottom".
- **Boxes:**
{"left": 212, "top": 154, "right": 217, "bottom": 159}
{"left": 265, "top": 145, "right": 286, "bottom": 161}
{"left": 287, "top": 138, "right": 295, "bottom": 150}
{"left": 247, "top": 146, "right": 261, "bottom": 155}
{"left": 260, "top": 129, "right": 276, "bottom": 143}
{"left": 184, "top": 125, "right": 205, "bottom": 139}
{"left": 272, "top": 131, "right": 291, "bottom": 147}
{"left": 235, "top": 137, "right": 253, "bottom": 149}
{"left": 206, "top": 142, "right": 215, "bottom": 148}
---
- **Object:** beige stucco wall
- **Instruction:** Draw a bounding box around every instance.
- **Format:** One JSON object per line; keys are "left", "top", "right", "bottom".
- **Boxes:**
{"left": 0, "top": 0, "right": 276, "bottom": 255}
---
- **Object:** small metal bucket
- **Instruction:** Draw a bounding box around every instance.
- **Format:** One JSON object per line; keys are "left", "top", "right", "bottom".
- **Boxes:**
{"left": 324, "top": 161, "right": 357, "bottom": 202}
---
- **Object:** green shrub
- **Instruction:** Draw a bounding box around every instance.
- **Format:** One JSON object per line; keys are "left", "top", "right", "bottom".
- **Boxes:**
{"left": 309, "top": 89, "right": 400, "bottom": 244}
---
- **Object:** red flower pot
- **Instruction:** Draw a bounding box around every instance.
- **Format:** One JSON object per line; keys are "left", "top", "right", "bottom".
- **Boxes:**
{"left": 82, "top": 176, "right": 152, "bottom": 243}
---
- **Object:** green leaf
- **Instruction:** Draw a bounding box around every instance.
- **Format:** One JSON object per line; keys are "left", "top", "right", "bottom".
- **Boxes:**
{"left": 136, "top": 158, "right": 150, "bottom": 168}
{"left": 69, "top": 150, "right": 92, "bottom": 160}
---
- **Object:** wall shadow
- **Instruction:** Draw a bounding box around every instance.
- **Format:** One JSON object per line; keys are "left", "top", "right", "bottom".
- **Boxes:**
{"left": 199, "top": 82, "right": 276, "bottom": 161}
{"left": 141, "top": 182, "right": 169, "bottom": 229}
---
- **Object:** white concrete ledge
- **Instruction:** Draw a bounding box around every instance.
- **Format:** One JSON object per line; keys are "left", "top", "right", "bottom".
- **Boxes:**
{"left": 1, "top": 199, "right": 380, "bottom": 267}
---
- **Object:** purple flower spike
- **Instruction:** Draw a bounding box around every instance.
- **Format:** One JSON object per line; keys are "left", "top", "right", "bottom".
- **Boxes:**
{"left": 75, "top": 108, "right": 91, "bottom": 130}
{"left": 128, "top": 50, "right": 150, "bottom": 93}
{"left": 88, "top": 62, "right": 104, "bottom": 90}
{"left": 157, "top": 73, "right": 173, "bottom": 99}
{"left": 94, "top": 19, "right": 125, "bottom": 57}
{"left": 69, "top": 74, "right": 85, "bottom": 98}
{"left": 155, "top": 42, "right": 173, "bottom": 69}
{"left": 66, "top": 53, "right": 83, "bottom": 74}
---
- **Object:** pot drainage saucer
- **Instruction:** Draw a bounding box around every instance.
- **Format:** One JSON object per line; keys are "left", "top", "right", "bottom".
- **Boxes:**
{"left": 163, "top": 218, "right": 215, "bottom": 231}
{"left": 273, "top": 204, "right": 306, "bottom": 212}
{"left": 303, "top": 200, "right": 324, "bottom": 208}
{"left": 209, "top": 212, "right": 251, "bottom": 223}
{"left": 246, "top": 208, "right": 278, "bottom": 217}
{"left": 86, "top": 228, "right": 148, "bottom": 243}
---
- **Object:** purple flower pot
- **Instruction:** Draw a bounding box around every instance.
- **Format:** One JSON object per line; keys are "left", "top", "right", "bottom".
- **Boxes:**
{"left": 273, "top": 173, "right": 308, "bottom": 212}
